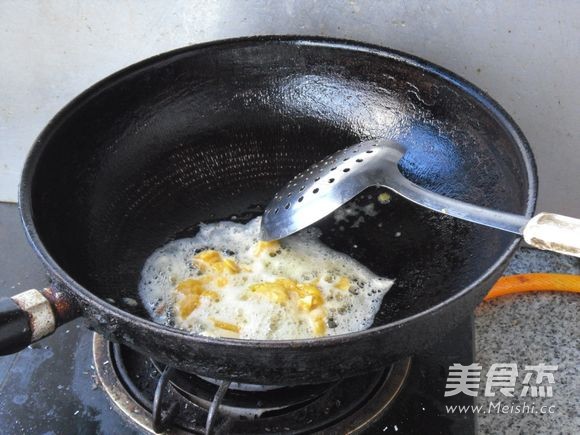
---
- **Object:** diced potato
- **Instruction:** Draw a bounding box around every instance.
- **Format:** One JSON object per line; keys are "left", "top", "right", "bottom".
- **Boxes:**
{"left": 201, "top": 289, "right": 220, "bottom": 301}
{"left": 311, "top": 316, "right": 326, "bottom": 336}
{"left": 297, "top": 295, "right": 315, "bottom": 311}
{"left": 250, "top": 282, "right": 290, "bottom": 304}
{"left": 296, "top": 283, "right": 319, "bottom": 296}
{"left": 195, "top": 250, "right": 222, "bottom": 264}
{"left": 295, "top": 284, "right": 324, "bottom": 309}
{"left": 254, "top": 240, "right": 280, "bottom": 255}
{"left": 179, "top": 295, "right": 200, "bottom": 318}
{"left": 175, "top": 278, "right": 219, "bottom": 319}
{"left": 221, "top": 258, "right": 240, "bottom": 273}
{"left": 194, "top": 250, "right": 240, "bottom": 274}
{"left": 276, "top": 278, "right": 298, "bottom": 291}
{"left": 176, "top": 278, "right": 206, "bottom": 294}
{"left": 249, "top": 278, "right": 324, "bottom": 312}
{"left": 335, "top": 276, "right": 350, "bottom": 291}
{"left": 378, "top": 192, "right": 392, "bottom": 204}
{"left": 211, "top": 318, "right": 240, "bottom": 333}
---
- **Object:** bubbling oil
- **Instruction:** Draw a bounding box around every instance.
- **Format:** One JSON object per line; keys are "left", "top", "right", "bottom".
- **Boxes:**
{"left": 138, "top": 217, "right": 393, "bottom": 340}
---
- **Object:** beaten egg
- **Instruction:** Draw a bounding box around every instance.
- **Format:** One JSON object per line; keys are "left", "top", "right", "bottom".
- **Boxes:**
{"left": 139, "top": 217, "right": 393, "bottom": 340}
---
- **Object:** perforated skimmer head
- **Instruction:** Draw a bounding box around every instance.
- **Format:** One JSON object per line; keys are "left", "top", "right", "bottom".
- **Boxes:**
{"left": 260, "top": 139, "right": 406, "bottom": 240}
{"left": 260, "top": 138, "right": 529, "bottom": 241}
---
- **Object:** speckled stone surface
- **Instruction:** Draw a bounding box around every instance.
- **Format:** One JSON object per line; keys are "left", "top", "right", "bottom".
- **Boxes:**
{"left": 475, "top": 248, "right": 579, "bottom": 434}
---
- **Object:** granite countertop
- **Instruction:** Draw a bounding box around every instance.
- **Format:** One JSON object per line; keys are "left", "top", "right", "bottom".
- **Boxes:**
{"left": 476, "top": 248, "right": 579, "bottom": 434}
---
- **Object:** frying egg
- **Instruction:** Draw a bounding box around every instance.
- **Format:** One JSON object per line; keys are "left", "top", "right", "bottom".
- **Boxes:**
{"left": 139, "top": 217, "right": 393, "bottom": 340}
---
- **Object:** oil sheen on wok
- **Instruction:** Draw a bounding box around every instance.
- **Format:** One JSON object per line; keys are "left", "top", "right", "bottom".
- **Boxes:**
{"left": 139, "top": 217, "right": 393, "bottom": 339}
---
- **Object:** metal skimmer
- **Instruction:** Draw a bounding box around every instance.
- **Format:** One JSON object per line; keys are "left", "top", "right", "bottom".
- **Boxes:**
{"left": 260, "top": 139, "right": 580, "bottom": 258}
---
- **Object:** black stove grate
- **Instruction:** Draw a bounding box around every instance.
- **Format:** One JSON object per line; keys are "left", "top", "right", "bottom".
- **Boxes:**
{"left": 95, "top": 336, "right": 411, "bottom": 434}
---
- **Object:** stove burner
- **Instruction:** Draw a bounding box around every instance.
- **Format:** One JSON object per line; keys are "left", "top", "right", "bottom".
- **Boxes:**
{"left": 93, "top": 334, "right": 411, "bottom": 434}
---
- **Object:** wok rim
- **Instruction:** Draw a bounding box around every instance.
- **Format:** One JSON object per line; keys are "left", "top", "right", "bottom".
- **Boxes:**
{"left": 18, "top": 35, "right": 537, "bottom": 349}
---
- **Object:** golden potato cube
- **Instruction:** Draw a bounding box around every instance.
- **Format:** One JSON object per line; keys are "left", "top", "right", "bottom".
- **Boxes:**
{"left": 211, "top": 319, "right": 240, "bottom": 333}
{"left": 311, "top": 316, "right": 326, "bottom": 336}
{"left": 176, "top": 278, "right": 205, "bottom": 294}
{"left": 335, "top": 276, "right": 350, "bottom": 291}
{"left": 297, "top": 295, "right": 315, "bottom": 311}
{"left": 250, "top": 282, "right": 290, "bottom": 304}
{"left": 378, "top": 192, "right": 392, "bottom": 204}
{"left": 216, "top": 277, "right": 229, "bottom": 287}
{"left": 254, "top": 240, "right": 280, "bottom": 255}
{"left": 178, "top": 295, "right": 200, "bottom": 318}
{"left": 221, "top": 258, "right": 240, "bottom": 274}
{"left": 195, "top": 250, "right": 222, "bottom": 263}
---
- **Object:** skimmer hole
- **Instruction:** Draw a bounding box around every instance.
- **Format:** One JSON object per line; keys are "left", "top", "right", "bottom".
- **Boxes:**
{"left": 298, "top": 196, "right": 304, "bottom": 202}
{"left": 299, "top": 186, "right": 305, "bottom": 191}
{"left": 313, "top": 188, "right": 319, "bottom": 194}
{"left": 274, "top": 208, "right": 279, "bottom": 214}
{"left": 356, "top": 158, "right": 363, "bottom": 162}
{"left": 285, "top": 203, "right": 290, "bottom": 209}
{"left": 329, "top": 178, "right": 335, "bottom": 183}
{"left": 343, "top": 168, "right": 350, "bottom": 172}
{"left": 330, "top": 167, "right": 337, "bottom": 171}
{"left": 315, "top": 177, "right": 320, "bottom": 182}
{"left": 366, "top": 150, "right": 373, "bottom": 153}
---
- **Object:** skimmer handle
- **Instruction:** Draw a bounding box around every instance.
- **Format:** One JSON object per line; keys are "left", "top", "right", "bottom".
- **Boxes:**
{"left": 523, "top": 213, "right": 580, "bottom": 258}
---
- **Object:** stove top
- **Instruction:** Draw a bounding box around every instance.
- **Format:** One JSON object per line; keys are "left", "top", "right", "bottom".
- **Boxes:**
{"left": 0, "top": 204, "right": 475, "bottom": 434}
{"left": 93, "top": 335, "right": 412, "bottom": 433}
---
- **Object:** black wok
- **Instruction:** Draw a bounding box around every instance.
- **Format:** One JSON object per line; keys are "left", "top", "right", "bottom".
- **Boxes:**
{"left": 1, "top": 36, "right": 536, "bottom": 385}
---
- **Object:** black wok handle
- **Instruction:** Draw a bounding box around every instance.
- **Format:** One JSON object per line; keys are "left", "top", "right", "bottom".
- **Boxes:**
{"left": 0, "top": 288, "right": 80, "bottom": 355}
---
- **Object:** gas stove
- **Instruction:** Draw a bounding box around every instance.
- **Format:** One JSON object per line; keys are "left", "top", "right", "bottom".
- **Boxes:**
{"left": 90, "top": 321, "right": 475, "bottom": 434}
{"left": 0, "top": 203, "right": 475, "bottom": 434}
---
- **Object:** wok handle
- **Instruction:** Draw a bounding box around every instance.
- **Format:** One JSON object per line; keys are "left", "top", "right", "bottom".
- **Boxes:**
{"left": 0, "top": 288, "right": 80, "bottom": 355}
{"left": 523, "top": 213, "right": 580, "bottom": 258}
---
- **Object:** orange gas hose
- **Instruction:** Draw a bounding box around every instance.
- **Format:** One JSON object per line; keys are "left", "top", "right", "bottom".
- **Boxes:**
{"left": 485, "top": 273, "right": 580, "bottom": 301}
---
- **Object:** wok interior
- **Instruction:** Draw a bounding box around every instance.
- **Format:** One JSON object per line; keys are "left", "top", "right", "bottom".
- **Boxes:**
{"left": 30, "top": 40, "right": 531, "bottom": 330}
